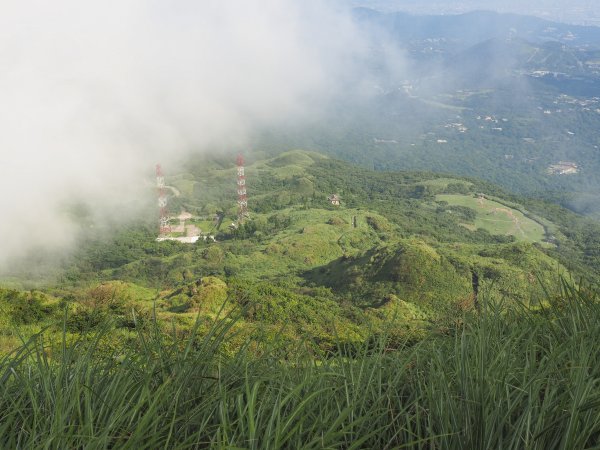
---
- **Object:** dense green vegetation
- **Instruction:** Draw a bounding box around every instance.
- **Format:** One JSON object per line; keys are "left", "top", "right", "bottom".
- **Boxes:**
{"left": 255, "top": 80, "right": 600, "bottom": 215}
{"left": 1, "top": 150, "right": 599, "bottom": 447}
{"left": 4, "top": 150, "right": 597, "bottom": 354}
{"left": 1, "top": 281, "right": 599, "bottom": 448}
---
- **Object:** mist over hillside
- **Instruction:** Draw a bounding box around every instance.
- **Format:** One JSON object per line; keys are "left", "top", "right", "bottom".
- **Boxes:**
{"left": 3, "top": 1, "right": 600, "bottom": 268}
{"left": 0, "top": 0, "right": 362, "bottom": 267}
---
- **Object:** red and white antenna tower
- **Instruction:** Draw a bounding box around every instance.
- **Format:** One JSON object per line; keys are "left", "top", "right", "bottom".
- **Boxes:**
{"left": 156, "top": 164, "right": 171, "bottom": 235}
{"left": 236, "top": 154, "right": 248, "bottom": 223}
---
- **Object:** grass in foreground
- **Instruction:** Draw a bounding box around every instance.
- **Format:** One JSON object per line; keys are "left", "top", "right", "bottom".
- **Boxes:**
{"left": 1, "top": 282, "right": 599, "bottom": 449}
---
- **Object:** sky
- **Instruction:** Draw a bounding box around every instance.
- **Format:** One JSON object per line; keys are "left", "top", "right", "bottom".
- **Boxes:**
{"left": 0, "top": 0, "right": 366, "bottom": 269}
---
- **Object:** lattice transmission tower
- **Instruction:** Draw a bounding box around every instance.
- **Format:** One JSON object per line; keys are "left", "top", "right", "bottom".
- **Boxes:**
{"left": 156, "top": 164, "right": 171, "bottom": 235}
{"left": 236, "top": 154, "right": 248, "bottom": 223}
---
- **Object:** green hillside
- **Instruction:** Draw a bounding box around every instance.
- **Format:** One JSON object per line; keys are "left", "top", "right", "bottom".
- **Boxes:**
{"left": 2, "top": 150, "right": 600, "bottom": 448}
{"left": 1, "top": 150, "right": 586, "bottom": 355}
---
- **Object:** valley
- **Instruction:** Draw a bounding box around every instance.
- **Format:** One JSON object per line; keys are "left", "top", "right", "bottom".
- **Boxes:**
{"left": 254, "top": 9, "right": 600, "bottom": 217}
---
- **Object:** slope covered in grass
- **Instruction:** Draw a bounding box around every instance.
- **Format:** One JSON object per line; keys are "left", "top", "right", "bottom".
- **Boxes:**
{"left": 1, "top": 282, "right": 598, "bottom": 449}
{"left": 437, "top": 194, "right": 546, "bottom": 242}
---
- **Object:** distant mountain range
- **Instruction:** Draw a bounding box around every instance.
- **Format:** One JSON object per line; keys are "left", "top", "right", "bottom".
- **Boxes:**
{"left": 349, "top": 2, "right": 600, "bottom": 27}
{"left": 353, "top": 9, "right": 600, "bottom": 47}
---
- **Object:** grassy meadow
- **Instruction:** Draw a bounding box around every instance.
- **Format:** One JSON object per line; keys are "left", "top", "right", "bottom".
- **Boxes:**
{"left": 436, "top": 194, "right": 546, "bottom": 242}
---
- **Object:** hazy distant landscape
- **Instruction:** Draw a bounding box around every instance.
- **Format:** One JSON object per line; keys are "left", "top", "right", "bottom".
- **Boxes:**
{"left": 256, "top": 8, "right": 600, "bottom": 216}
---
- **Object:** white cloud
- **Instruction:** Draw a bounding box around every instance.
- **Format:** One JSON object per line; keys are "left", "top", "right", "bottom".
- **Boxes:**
{"left": 0, "top": 0, "right": 362, "bottom": 267}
